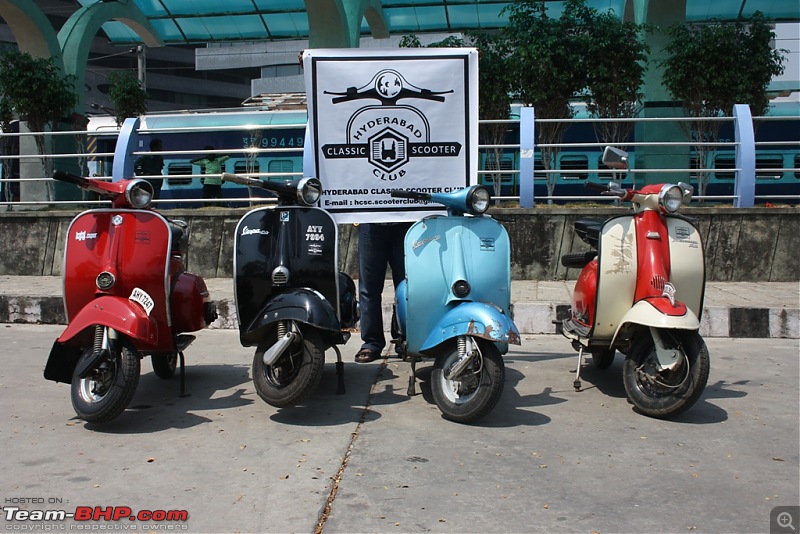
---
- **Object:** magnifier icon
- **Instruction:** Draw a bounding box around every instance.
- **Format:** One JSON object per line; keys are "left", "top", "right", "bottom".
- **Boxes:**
{"left": 778, "top": 512, "right": 796, "bottom": 531}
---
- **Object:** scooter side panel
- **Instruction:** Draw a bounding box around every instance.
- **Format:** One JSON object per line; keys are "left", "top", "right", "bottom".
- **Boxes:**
{"left": 62, "top": 210, "right": 172, "bottom": 349}
{"left": 404, "top": 216, "right": 511, "bottom": 354}
{"left": 594, "top": 216, "right": 637, "bottom": 340}
{"left": 233, "top": 206, "right": 339, "bottom": 334}
{"left": 666, "top": 217, "right": 705, "bottom": 320}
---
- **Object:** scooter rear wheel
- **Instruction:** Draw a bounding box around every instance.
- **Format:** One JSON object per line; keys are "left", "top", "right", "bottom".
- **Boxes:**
{"left": 252, "top": 326, "right": 325, "bottom": 408}
{"left": 70, "top": 339, "right": 140, "bottom": 424}
{"left": 151, "top": 353, "right": 177, "bottom": 379}
{"left": 623, "top": 330, "right": 710, "bottom": 419}
{"left": 431, "top": 337, "right": 505, "bottom": 424}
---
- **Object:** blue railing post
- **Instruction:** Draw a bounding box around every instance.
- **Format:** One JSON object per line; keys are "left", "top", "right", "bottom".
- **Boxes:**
{"left": 733, "top": 104, "right": 755, "bottom": 208}
{"left": 519, "top": 106, "right": 535, "bottom": 208}
{"left": 112, "top": 117, "right": 140, "bottom": 182}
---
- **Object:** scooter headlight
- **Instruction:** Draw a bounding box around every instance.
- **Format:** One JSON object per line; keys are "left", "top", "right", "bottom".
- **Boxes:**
{"left": 452, "top": 279, "right": 471, "bottom": 298}
{"left": 467, "top": 186, "right": 490, "bottom": 215}
{"left": 297, "top": 178, "right": 321, "bottom": 206}
{"left": 659, "top": 184, "right": 684, "bottom": 213}
{"left": 126, "top": 179, "right": 154, "bottom": 208}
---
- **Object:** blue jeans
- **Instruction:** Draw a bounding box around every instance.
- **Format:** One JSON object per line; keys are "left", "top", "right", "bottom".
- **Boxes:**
{"left": 358, "top": 223, "right": 411, "bottom": 352}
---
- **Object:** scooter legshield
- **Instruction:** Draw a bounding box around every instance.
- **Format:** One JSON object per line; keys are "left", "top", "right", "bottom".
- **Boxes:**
{"left": 611, "top": 298, "right": 700, "bottom": 346}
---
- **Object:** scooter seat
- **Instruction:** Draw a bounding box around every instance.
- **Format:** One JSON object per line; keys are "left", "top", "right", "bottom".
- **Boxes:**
{"left": 574, "top": 218, "right": 603, "bottom": 249}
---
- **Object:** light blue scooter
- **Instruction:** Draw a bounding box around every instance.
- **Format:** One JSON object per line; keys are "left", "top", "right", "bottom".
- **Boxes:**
{"left": 391, "top": 185, "right": 520, "bottom": 423}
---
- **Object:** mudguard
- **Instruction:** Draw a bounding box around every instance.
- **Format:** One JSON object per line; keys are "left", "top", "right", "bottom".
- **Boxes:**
{"left": 420, "top": 301, "right": 521, "bottom": 353}
{"left": 44, "top": 296, "right": 157, "bottom": 384}
{"left": 611, "top": 298, "right": 700, "bottom": 345}
{"left": 240, "top": 288, "right": 341, "bottom": 346}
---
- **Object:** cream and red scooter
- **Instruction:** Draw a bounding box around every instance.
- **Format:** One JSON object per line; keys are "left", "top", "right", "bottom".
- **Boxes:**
{"left": 560, "top": 147, "right": 710, "bottom": 418}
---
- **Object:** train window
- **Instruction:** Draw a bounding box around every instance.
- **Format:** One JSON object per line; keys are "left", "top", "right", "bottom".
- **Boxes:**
{"left": 483, "top": 154, "right": 514, "bottom": 184}
{"left": 559, "top": 154, "right": 588, "bottom": 180}
{"left": 795, "top": 154, "right": 800, "bottom": 179}
{"left": 233, "top": 160, "right": 260, "bottom": 175}
{"left": 534, "top": 157, "right": 546, "bottom": 181}
{"left": 166, "top": 162, "right": 192, "bottom": 186}
{"left": 756, "top": 154, "right": 784, "bottom": 180}
{"left": 268, "top": 159, "right": 294, "bottom": 181}
{"left": 712, "top": 154, "right": 735, "bottom": 180}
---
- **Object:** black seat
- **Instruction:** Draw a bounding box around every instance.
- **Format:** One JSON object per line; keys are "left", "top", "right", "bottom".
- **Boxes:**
{"left": 574, "top": 218, "right": 604, "bottom": 249}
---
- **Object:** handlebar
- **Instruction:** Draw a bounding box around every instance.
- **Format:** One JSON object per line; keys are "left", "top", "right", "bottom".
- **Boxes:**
{"left": 584, "top": 181, "right": 608, "bottom": 192}
{"left": 53, "top": 170, "right": 89, "bottom": 188}
{"left": 390, "top": 189, "right": 432, "bottom": 201}
{"left": 221, "top": 172, "right": 262, "bottom": 188}
{"left": 585, "top": 181, "right": 627, "bottom": 198}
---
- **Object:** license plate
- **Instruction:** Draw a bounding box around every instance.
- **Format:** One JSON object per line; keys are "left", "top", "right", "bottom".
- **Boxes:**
{"left": 129, "top": 287, "right": 155, "bottom": 316}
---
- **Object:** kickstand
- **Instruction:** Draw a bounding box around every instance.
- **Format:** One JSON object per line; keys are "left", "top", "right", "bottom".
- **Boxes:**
{"left": 332, "top": 346, "right": 345, "bottom": 395}
{"left": 179, "top": 351, "right": 190, "bottom": 398}
{"left": 573, "top": 347, "right": 584, "bottom": 392}
{"left": 407, "top": 353, "right": 418, "bottom": 396}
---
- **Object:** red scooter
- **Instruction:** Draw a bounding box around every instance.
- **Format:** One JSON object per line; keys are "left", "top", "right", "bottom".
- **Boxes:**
{"left": 560, "top": 147, "right": 710, "bottom": 418}
{"left": 44, "top": 171, "right": 217, "bottom": 424}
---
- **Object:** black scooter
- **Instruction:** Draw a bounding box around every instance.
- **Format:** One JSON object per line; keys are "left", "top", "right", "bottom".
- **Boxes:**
{"left": 222, "top": 173, "right": 358, "bottom": 407}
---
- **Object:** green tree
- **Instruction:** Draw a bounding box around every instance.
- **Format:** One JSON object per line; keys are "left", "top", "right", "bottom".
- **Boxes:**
{"left": 661, "top": 12, "right": 785, "bottom": 197}
{"left": 501, "top": 0, "right": 592, "bottom": 201}
{"left": 106, "top": 71, "right": 148, "bottom": 127}
{"left": 400, "top": 32, "right": 513, "bottom": 198}
{"left": 0, "top": 51, "right": 77, "bottom": 200}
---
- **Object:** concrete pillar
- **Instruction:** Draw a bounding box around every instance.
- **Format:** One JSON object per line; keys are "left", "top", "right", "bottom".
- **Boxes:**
{"left": 630, "top": 0, "right": 690, "bottom": 184}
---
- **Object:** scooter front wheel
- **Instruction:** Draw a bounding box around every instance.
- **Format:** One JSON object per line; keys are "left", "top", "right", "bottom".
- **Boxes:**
{"left": 71, "top": 339, "right": 140, "bottom": 424}
{"left": 431, "top": 337, "right": 505, "bottom": 424}
{"left": 252, "top": 326, "right": 325, "bottom": 408}
{"left": 623, "top": 330, "right": 710, "bottom": 419}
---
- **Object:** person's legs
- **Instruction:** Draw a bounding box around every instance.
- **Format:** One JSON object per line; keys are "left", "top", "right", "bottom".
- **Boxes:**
{"left": 357, "top": 224, "right": 391, "bottom": 357}
{"left": 387, "top": 223, "right": 411, "bottom": 341}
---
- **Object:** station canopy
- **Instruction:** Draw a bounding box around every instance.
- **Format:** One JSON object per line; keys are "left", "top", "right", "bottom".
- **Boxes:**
{"left": 77, "top": 0, "right": 800, "bottom": 46}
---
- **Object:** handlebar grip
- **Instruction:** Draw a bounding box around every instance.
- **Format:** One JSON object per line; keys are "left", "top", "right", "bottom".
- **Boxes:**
{"left": 53, "top": 171, "right": 88, "bottom": 187}
{"left": 391, "top": 189, "right": 431, "bottom": 201}
{"left": 221, "top": 172, "right": 260, "bottom": 187}
{"left": 584, "top": 181, "right": 609, "bottom": 192}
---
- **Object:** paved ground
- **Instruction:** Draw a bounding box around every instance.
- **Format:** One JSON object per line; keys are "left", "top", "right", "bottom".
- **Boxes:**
{"left": 1, "top": 325, "right": 798, "bottom": 533}
{"left": 1, "top": 276, "right": 798, "bottom": 338}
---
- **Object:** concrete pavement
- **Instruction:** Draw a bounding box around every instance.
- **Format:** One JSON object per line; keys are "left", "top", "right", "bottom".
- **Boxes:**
{"left": 1, "top": 276, "right": 798, "bottom": 338}
{"left": 0, "top": 326, "right": 797, "bottom": 533}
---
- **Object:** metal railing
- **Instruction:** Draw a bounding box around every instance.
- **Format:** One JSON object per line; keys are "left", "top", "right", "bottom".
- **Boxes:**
{"left": 1, "top": 106, "right": 797, "bottom": 209}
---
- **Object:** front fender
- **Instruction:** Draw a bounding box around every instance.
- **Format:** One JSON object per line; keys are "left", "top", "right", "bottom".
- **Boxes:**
{"left": 241, "top": 288, "right": 340, "bottom": 346}
{"left": 57, "top": 296, "right": 158, "bottom": 347}
{"left": 611, "top": 298, "right": 700, "bottom": 345}
{"left": 421, "top": 301, "right": 520, "bottom": 352}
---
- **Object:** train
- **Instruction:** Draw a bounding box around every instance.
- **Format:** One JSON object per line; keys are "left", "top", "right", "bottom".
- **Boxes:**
{"left": 3, "top": 95, "right": 797, "bottom": 205}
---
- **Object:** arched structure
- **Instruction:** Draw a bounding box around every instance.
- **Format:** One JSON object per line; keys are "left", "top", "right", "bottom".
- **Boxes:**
{"left": 59, "top": 2, "right": 164, "bottom": 113}
{"left": 0, "top": 0, "right": 62, "bottom": 66}
{"left": 305, "top": 0, "right": 388, "bottom": 48}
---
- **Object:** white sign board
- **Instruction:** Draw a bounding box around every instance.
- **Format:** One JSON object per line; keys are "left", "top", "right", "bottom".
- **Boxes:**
{"left": 303, "top": 48, "right": 479, "bottom": 223}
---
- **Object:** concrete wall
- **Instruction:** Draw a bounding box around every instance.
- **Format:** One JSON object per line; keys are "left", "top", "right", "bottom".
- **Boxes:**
{"left": 0, "top": 207, "right": 797, "bottom": 281}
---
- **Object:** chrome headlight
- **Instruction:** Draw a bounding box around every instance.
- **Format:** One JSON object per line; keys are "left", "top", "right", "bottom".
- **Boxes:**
{"left": 96, "top": 271, "right": 116, "bottom": 290}
{"left": 467, "top": 186, "right": 490, "bottom": 215}
{"left": 297, "top": 178, "right": 321, "bottom": 206}
{"left": 126, "top": 179, "right": 154, "bottom": 208}
{"left": 658, "top": 184, "right": 684, "bottom": 213}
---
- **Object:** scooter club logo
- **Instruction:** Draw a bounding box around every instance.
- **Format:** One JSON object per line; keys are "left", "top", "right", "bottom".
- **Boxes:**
{"left": 322, "top": 69, "right": 461, "bottom": 181}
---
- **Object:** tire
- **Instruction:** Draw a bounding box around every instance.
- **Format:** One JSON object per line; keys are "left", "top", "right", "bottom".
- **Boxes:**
{"left": 591, "top": 349, "right": 615, "bottom": 370}
{"left": 70, "top": 338, "right": 141, "bottom": 424}
{"left": 431, "top": 337, "right": 505, "bottom": 424}
{"left": 623, "top": 330, "right": 710, "bottom": 419}
{"left": 252, "top": 325, "right": 326, "bottom": 408}
{"left": 151, "top": 353, "right": 177, "bottom": 379}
